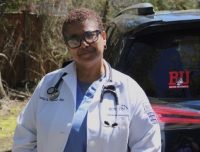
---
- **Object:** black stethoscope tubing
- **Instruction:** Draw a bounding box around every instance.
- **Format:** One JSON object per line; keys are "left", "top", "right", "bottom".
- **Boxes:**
{"left": 100, "top": 85, "right": 119, "bottom": 105}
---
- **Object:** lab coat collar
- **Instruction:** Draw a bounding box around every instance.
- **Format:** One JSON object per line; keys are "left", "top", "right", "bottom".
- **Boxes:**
{"left": 103, "top": 60, "right": 122, "bottom": 87}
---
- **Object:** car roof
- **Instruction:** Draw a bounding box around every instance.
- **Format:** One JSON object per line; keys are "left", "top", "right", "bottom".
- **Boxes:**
{"left": 155, "top": 10, "right": 200, "bottom": 21}
{"left": 111, "top": 9, "right": 200, "bottom": 34}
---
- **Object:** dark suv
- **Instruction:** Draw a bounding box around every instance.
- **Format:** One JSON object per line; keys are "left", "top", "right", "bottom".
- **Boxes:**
{"left": 105, "top": 3, "right": 200, "bottom": 152}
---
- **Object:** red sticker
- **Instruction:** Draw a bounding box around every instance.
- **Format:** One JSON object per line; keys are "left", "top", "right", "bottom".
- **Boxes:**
{"left": 168, "top": 70, "right": 190, "bottom": 89}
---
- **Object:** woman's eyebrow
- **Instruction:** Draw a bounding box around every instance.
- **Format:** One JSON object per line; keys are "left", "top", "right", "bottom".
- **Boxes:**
{"left": 68, "top": 34, "right": 81, "bottom": 38}
{"left": 68, "top": 30, "right": 95, "bottom": 38}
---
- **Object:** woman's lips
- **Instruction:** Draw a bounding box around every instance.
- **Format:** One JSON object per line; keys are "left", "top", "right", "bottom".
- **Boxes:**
{"left": 78, "top": 48, "right": 95, "bottom": 56}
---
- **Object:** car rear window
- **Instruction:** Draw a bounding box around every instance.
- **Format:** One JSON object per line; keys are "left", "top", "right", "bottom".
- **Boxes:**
{"left": 116, "top": 30, "right": 200, "bottom": 100}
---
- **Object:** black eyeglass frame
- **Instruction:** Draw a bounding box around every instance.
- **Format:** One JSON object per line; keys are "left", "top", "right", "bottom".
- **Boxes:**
{"left": 64, "top": 30, "right": 102, "bottom": 49}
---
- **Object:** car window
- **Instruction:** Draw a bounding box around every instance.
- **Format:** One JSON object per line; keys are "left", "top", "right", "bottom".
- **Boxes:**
{"left": 116, "top": 30, "right": 200, "bottom": 100}
{"left": 105, "top": 25, "right": 124, "bottom": 66}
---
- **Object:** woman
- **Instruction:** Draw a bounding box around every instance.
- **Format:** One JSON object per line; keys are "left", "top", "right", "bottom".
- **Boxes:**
{"left": 12, "top": 8, "right": 161, "bottom": 152}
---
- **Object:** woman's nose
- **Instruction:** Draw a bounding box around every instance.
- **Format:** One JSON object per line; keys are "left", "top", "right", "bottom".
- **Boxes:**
{"left": 80, "top": 40, "right": 89, "bottom": 48}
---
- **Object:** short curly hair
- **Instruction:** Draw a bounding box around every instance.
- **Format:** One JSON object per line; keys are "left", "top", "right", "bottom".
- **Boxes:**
{"left": 62, "top": 8, "right": 104, "bottom": 37}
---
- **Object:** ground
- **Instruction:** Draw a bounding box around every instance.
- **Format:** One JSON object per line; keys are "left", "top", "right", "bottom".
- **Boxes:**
{"left": 0, "top": 98, "right": 27, "bottom": 152}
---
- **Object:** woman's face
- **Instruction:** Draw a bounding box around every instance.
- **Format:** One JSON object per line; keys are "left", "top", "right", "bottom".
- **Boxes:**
{"left": 63, "top": 19, "right": 106, "bottom": 67}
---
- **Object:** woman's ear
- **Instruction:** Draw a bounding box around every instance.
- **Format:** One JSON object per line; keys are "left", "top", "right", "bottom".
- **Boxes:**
{"left": 101, "top": 31, "right": 107, "bottom": 40}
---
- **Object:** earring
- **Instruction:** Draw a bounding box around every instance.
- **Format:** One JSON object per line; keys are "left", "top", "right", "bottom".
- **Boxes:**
{"left": 104, "top": 45, "right": 107, "bottom": 50}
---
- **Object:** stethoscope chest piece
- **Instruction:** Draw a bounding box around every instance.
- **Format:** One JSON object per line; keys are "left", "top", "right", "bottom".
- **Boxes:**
{"left": 47, "top": 72, "right": 67, "bottom": 101}
{"left": 47, "top": 87, "right": 60, "bottom": 101}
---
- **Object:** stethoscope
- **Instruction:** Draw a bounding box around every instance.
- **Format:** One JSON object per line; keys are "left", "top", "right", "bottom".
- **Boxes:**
{"left": 47, "top": 63, "right": 119, "bottom": 127}
{"left": 99, "top": 65, "right": 119, "bottom": 128}
{"left": 100, "top": 82, "right": 119, "bottom": 128}
{"left": 47, "top": 72, "right": 67, "bottom": 100}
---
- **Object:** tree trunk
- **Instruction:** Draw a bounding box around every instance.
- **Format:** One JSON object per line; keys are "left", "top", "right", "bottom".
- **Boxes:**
{"left": 0, "top": 71, "right": 7, "bottom": 98}
{"left": 198, "top": 0, "right": 200, "bottom": 8}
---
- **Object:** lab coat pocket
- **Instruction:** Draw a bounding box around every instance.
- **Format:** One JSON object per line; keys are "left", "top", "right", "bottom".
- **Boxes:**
{"left": 99, "top": 97, "right": 130, "bottom": 151}
{"left": 100, "top": 112, "right": 130, "bottom": 152}
{"left": 100, "top": 96, "right": 130, "bottom": 129}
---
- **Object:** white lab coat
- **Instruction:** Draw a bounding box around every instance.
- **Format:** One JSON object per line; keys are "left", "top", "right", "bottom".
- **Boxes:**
{"left": 12, "top": 61, "right": 161, "bottom": 152}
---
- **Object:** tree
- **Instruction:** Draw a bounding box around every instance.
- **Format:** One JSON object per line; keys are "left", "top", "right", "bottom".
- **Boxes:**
{"left": 0, "top": 16, "right": 23, "bottom": 98}
{"left": 0, "top": 54, "right": 7, "bottom": 98}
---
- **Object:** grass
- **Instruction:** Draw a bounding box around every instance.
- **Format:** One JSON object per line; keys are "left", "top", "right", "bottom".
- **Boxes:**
{"left": 0, "top": 99, "right": 27, "bottom": 152}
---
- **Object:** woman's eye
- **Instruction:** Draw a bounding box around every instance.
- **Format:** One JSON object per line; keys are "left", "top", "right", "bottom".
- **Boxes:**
{"left": 86, "top": 32, "right": 95, "bottom": 39}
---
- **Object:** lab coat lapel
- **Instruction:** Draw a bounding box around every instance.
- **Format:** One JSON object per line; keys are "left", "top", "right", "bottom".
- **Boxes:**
{"left": 62, "top": 61, "right": 77, "bottom": 104}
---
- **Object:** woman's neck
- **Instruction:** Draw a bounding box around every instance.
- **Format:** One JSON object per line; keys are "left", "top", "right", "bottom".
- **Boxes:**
{"left": 76, "top": 61, "right": 105, "bottom": 83}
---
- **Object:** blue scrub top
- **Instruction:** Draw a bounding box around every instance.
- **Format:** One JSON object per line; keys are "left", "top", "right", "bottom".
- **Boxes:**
{"left": 63, "top": 80, "right": 91, "bottom": 152}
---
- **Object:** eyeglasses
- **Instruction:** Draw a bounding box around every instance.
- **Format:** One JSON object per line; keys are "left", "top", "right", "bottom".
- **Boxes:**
{"left": 64, "top": 30, "right": 101, "bottom": 49}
